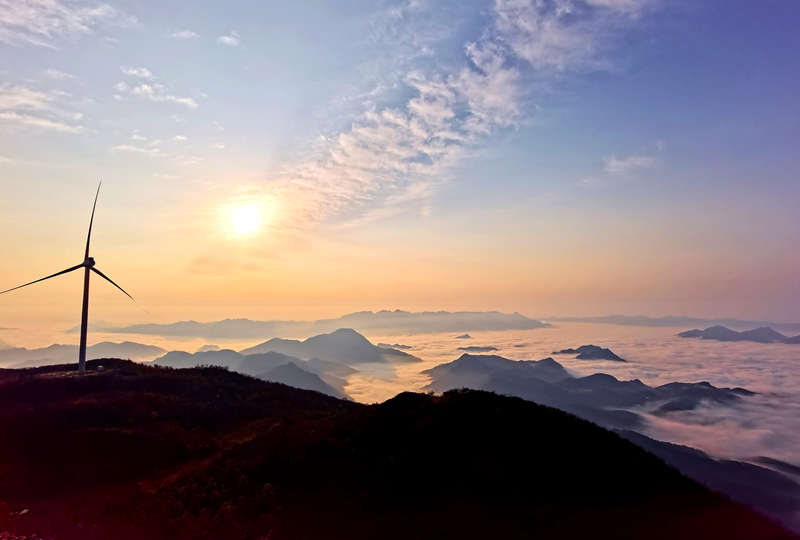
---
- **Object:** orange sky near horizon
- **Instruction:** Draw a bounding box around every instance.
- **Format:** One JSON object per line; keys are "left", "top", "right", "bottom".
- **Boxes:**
{"left": 1, "top": 177, "right": 797, "bottom": 350}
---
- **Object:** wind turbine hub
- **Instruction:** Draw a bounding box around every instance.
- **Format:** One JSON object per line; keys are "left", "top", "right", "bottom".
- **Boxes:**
{"left": 83, "top": 257, "right": 96, "bottom": 267}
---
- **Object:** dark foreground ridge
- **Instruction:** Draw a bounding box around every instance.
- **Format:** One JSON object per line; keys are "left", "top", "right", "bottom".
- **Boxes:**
{"left": 0, "top": 360, "right": 794, "bottom": 540}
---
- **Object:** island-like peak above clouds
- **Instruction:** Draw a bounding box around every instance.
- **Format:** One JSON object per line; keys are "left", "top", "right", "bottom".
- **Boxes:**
{"left": 552, "top": 344, "right": 627, "bottom": 362}
{"left": 550, "top": 315, "right": 800, "bottom": 334}
{"left": 679, "top": 326, "right": 800, "bottom": 344}
{"left": 89, "top": 310, "right": 549, "bottom": 339}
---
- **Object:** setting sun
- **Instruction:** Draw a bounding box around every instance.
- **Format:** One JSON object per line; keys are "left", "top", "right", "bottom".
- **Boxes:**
{"left": 231, "top": 205, "right": 260, "bottom": 234}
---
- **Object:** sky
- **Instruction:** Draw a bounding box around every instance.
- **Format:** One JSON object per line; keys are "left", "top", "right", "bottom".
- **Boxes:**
{"left": 1, "top": 0, "right": 799, "bottom": 339}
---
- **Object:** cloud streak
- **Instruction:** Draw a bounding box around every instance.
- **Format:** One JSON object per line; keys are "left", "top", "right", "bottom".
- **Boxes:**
{"left": 603, "top": 154, "right": 656, "bottom": 174}
{"left": 110, "top": 144, "right": 162, "bottom": 156}
{"left": 168, "top": 29, "right": 198, "bottom": 39}
{"left": 43, "top": 69, "right": 74, "bottom": 79}
{"left": 129, "top": 84, "right": 198, "bottom": 108}
{"left": 115, "top": 69, "right": 200, "bottom": 109}
{"left": 121, "top": 66, "right": 155, "bottom": 79}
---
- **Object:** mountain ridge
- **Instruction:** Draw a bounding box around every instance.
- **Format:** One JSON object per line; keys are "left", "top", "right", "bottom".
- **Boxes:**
{"left": 77, "top": 310, "right": 549, "bottom": 339}
{"left": 0, "top": 341, "right": 167, "bottom": 368}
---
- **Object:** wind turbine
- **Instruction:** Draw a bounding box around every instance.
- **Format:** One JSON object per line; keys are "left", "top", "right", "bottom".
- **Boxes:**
{"left": 0, "top": 183, "right": 147, "bottom": 375}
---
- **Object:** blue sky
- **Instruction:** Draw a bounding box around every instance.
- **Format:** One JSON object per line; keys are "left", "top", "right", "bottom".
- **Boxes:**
{"left": 1, "top": 0, "right": 799, "bottom": 332}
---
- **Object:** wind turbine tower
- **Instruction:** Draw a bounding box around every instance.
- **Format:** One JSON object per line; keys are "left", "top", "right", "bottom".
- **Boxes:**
{"left": 0, "top": 184, "right": 146, "bottom": 374}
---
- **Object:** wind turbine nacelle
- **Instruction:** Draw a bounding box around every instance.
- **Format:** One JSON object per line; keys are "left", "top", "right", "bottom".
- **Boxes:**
{"left": 83, "top": 257, "right": 96, "bottom": 268}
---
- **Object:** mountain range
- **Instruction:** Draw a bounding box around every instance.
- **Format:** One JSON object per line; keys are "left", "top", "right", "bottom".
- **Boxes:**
{"left": 74, "top": 310, "right": 548, "bottom": 339}
{"left": 0, "top": 359, "right": 792, "bottom": 540}
{"left": 679, "top": 326, "right": 800, "bottom": 344}
{"left": 549, "top": 315, "right": 800, "bottom": 334}
{"left": 0, "top": 341, "right": 166, "bottom": 368}
{"left": 153, "top": 328, "right": 418, "bottom": 399}
{"left": 423, "top": 353, "right": 750, "bottom": 428}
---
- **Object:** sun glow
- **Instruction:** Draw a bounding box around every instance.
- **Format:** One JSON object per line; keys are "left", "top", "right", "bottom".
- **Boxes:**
{"left": 230, "top": 205, "right": 260, "bottom": 234}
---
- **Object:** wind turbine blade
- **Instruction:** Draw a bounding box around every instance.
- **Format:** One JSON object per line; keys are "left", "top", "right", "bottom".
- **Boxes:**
{"left": 91, "top": 267, "right": 148, "bottom": 314}
{"left": 0, "top": 264, "right": 84, "bottom": 295}
{"left": 85, "top": 182, "right": 102, "bottom": 259}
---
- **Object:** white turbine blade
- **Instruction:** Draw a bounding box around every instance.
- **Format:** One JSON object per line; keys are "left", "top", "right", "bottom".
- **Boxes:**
{"left": 91, "top": 267, "right": 148, "bottom": 314}
{"left": 85, "top": 182, "right": 102, "bottom": 259}
{"left": 0, "top": 264, "right": 84, "bottom": 295}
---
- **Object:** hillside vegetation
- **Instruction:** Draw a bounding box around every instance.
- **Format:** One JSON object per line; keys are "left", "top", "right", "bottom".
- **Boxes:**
{"left": 0, "top": 360, "right": 794, "bottom": 540}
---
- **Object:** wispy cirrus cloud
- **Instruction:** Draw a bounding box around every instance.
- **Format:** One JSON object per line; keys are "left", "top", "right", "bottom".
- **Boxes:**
{"left": 115, "top": 68, "right": 199, "bottom": 109}
{"left": 121, "top": 66, "right": 155, "bottom": 79}
{"left": 0, "top": 84, "right": 84, "bottom": 132}
{"left": 168, "top": 29, "right": 198, "bottom": 39}
{"left": 216, "top": 31, "right": 241, "bottom": 47}
{"left": 131, "top": 84, "right": 198, "bottom": 108}
{"left": 603, "top": 153, "right": 656, "bottom": 174}
{"left": 261, "top": 0, "right": 653, "bottom": 230}
{"left": 0, "top": 0, "right": 130, "bottom": 47}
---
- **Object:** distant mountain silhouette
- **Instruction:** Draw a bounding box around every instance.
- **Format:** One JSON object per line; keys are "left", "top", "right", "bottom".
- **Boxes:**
{"left": 423, "top": 353, "right": 572, "bottom": 389}
{"left": 455, "top": 333, "right": 472, "bottom": 339}
{"left": 240, "top": 328, "right": 420, "bottom": 365}
{"left": 0, "top": 341, "right": 166, "bottom": 368}
{"left": 553, "top": 344, "right": 627, "bottom": 361}
{"left": 457, "top": 345, "right": 498, "bottom": 352}
{"left": 0, "top": 338, "right": 11, "bottom": 350}
{"left": 0, "top": 360, "right": 792, "bottom": 540}
{"left": 89, "top": 310, "right": 549, "bottom": 339}
{"left": 377, "top": 342, "right": 413, "bottom": 350}
{"left": 196, "top": 344, "right": 220, "bottom": 352}
{"left": 550, "top": 315, "right": 800, "bottom": 334}
{"left": 679, "top": 326, "right": 800, "bottom": 344}
{"left": 305, "top": 357, "right": 358, "bottom": 378}
{"left": 237, "top": 351, "right": 302, "bottom": 376}
{"left": 232, "top": 352, "right": 350, "bottom": 397}
{"left": 259, "top": 361, "right": 348, "bottom": 400}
